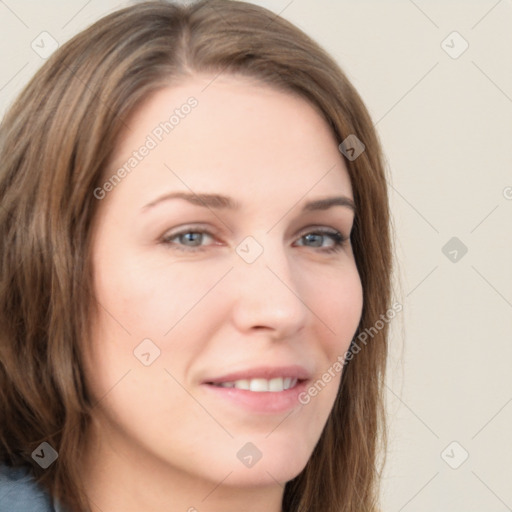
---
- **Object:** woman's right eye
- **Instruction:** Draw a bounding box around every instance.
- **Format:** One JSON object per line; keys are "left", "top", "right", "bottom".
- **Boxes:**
{"left": 161, "top": 229, "right": 216, "bottom": 251}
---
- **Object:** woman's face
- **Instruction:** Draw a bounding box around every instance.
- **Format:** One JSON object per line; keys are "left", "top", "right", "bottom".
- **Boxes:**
{"left": 85, "top": 75, "right": 363, "bottom": 492}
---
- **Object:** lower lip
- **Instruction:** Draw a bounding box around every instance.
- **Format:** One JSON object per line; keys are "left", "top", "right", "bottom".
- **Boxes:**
{"left": 201, "top": 380, "right": 308, "bottom": 414}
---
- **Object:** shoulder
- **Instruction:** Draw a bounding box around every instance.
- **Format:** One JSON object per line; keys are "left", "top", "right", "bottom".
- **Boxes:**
{"left": 0, "top": 463, "right": 56, "bottom": 512}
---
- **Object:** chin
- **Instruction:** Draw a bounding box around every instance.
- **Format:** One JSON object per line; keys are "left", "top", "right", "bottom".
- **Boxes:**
{"left": 225, "top": 464, "right": 306, "bottom": 489}
{"left": 211, "top": 443, "right": 311, "bottom": 488}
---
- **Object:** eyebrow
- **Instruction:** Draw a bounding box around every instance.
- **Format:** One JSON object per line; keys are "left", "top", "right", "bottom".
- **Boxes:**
{"left": 142, "top": 192, "right": 356, "bottom": 213}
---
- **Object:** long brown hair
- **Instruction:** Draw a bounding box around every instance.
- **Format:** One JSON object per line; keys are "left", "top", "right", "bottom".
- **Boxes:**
{"left": 0, "top": 1, "right": 392, "bottom": 511}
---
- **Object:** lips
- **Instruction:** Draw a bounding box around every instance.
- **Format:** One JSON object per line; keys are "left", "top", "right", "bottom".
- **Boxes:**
{"left": 203, "top": 365, "right": 311, "bottom": 389}
{"left": 201, "top": 365, "right": 312, "bottom": 413}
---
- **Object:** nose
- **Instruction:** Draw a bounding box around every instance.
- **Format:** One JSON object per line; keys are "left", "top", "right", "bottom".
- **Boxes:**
{"left": 229, "top": 240, "right": 309, "bottom": 339}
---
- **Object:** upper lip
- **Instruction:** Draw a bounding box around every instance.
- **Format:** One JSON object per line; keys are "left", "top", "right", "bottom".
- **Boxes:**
{"left": 203, "top": 365, "right": 312, "bottom": 385}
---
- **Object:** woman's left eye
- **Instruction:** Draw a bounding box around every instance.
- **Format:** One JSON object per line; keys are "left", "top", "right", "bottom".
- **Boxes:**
{"left": 294, "top": 229, "right": 347, "bottom": 253}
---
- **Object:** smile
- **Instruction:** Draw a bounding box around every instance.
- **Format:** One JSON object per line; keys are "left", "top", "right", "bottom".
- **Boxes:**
{"left": 210, "top": 377, "right": 299, "bottom": 392}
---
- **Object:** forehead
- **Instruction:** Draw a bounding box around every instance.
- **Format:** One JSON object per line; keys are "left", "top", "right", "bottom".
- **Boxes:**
{"left": 104, "top": 75, "right": 352, "bottom": 208}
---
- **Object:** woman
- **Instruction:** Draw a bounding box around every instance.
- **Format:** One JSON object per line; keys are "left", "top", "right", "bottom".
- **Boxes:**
{"left": 0, "top": 1, "right": 392, "bottom": 511}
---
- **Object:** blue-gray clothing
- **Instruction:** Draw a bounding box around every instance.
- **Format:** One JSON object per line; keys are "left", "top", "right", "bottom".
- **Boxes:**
{"left": 0, "top": 464, "right": 68, "bottom": 512}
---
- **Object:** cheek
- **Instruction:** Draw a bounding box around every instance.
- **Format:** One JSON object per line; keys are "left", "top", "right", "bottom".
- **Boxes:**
{"left": 87, "top": 250, "right": 232, "bottom": 403}
{"left": 293, "top": 264, "right": 362, "bottom": 412}
{"left": 311, "top": 263, "right": 363, "bottom": 353}
{"left": 92, "top": 243, "right": 228, "bottom": 338}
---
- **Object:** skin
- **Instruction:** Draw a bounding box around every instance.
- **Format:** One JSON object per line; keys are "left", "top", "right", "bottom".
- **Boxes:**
{"left": 82, "top": 75, "right": 363, "bottom": 512}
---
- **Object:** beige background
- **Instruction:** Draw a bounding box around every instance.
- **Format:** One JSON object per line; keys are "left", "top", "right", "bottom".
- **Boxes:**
{"left": 1, "top": 1, "right": 511, "bottom": 510}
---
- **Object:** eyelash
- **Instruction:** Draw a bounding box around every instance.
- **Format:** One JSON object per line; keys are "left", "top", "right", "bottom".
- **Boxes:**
{"left": 160, "top": 226, "right": 349, "bottom": 254}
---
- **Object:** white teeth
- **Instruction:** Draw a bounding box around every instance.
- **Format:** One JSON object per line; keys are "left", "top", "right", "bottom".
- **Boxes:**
{"left": 249, "top": 378, "right": 268, "bottom": 392}
{"left": 234, "top": 379, "right": 250, "bottom": 390}
{"left": 268, "top": 377, "right": 284, "bottom": 392}
{"left": 215, "top": 377, "right": 298, "bottom": 392}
